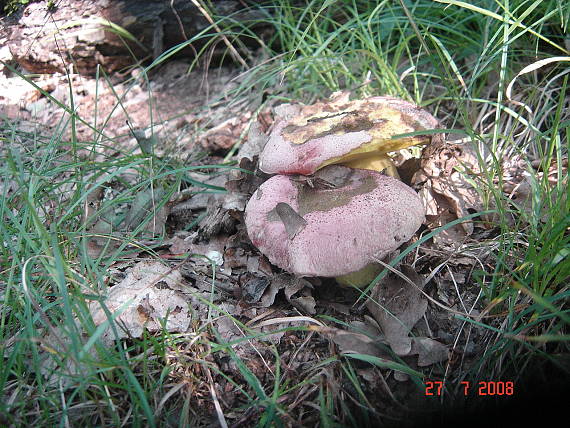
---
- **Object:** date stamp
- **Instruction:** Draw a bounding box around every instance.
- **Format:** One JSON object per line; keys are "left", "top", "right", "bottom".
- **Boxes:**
{"left": 425, "top": 381, "right": 514, "bottom": 396}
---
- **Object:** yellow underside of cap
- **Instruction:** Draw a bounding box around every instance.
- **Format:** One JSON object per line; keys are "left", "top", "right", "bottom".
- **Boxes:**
{"left": 339, "top": 153, "right": 400, "bottom": 178}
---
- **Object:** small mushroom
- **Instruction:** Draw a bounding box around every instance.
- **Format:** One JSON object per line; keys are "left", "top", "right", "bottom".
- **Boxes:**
{"left": 244, "top": 165, "right": 425, "bottom": 286}
{"left": 259, "top": 96, "right": 441, "bottom": 177}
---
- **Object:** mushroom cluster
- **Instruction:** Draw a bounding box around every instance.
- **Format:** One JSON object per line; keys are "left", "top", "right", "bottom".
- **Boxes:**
{"left": 245, "top": 95, "right": 441, "bottom": 286}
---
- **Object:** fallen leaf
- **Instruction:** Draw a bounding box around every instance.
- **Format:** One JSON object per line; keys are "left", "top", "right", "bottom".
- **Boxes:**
{"left": 215, "top": 306, "right": 287, "bottom": 357}
{"left": 237, "top": 120, "right": 268, "bottom": 162}
{"left": 223, "top": 157, "right": 268, "bottom": 212}
{"left": 423, "top": 207, "right": 469, "bottom": 246}
{"left": 243, "top": 277, "right": 271, "bottom": 303}
{"left": 82, "top": 181, "right": 122, "bottom": 258}
{"left": 283, "top": 277, "right": 316, "bottom": 314}
{"left": 259, "top": 277, "right": 284, "bottom": 307}
{"left": 288, "top": 295, "right": 316, "bottom": 314}
{"left": 410, "top": 337, "right": 449, "bottom": 367}
{"left": 413, "top": 139, "right": 483, "bottom": 243}
{"left": 167, "top": 234, "right": 227, "bottom": 258}
{"left": 271, "top": 202, "right": 307, "bottom": 240}
{"left": 224, "top": 246, "right": 249, "bottom": 268}
{"left": 199, "top": 113, "right": 252, "bottom": 151}
{"left": 272, "top": 103, "right": 302, "bottom": 122}
{"left": 366, "top": 265, "right": 427, "bottom": 356}
{"left": 89, "top": 261, "right": 190, "bottom": 340}
{"left": 282, "top": 276, "right": 312, "bottom": 300}
{"left": 310, "top": 326, "right": 388, "bottom": 358}
{"left": 130, "top": 127, "right": 159, "bottom": 155}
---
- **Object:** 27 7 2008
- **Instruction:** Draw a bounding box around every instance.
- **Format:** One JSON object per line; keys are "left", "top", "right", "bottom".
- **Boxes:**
{"left": 425, "top": 380, "right": 514, "bottom": 396}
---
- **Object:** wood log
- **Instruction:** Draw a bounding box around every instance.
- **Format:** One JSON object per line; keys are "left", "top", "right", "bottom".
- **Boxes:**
{"left": 4, "top": 0, "right": 265, "bottom": 75}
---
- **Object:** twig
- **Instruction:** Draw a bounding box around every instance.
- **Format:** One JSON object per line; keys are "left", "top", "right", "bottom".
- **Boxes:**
{"left": 203, "top": 364, "right": 228, "bottom": 428}
{"left": 190, "top": 0, "right": 248, "bottom": 68}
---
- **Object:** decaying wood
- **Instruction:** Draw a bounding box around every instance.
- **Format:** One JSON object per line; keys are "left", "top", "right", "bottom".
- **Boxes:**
{"left": 4, "top": 0, "right": 265, "bottom": 75}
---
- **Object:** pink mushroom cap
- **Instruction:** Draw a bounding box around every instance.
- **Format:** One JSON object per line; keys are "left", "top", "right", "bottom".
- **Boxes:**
{"left": 244, "top": 165, "right": 425, "bottom": 277}
{"left": 259, "top": 96, "right": 441, "bottom": 175}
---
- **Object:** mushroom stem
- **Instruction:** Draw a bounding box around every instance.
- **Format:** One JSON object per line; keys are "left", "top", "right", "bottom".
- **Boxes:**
{"left": 341, "top": 153, "right": 399, "bottom": 178}
{"left": 334, "top": 262, "right": 383, "bottom": 288}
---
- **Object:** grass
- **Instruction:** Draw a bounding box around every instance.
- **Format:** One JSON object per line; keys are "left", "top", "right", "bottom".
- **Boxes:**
{"left": 1, "top": 0, "right": 569, "bottom": 426}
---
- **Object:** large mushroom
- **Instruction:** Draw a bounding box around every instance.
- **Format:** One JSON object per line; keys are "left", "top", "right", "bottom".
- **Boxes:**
{"left": 245, "top": 95, "right": 440, "bottom": 286}
{"left": 244, "top": 165, "right": 425, "bottom": 286}
{"left": 259, "top": 95, "right": 441, "bottom": 177}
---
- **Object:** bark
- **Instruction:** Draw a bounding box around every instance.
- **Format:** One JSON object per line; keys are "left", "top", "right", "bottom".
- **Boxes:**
{"left": 5, "top": 0, "right": 265, "bottom": 75}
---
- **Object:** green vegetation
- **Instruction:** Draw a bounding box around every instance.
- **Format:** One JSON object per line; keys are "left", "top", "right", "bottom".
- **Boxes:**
{"left": 3, "top": 0, "right": 29, "bottom": 15}
{"left": 2, "top": 0, "right": 56, "bottom": 14}
{"left": 1, "top": 0, "right": 568, "bottom": 426}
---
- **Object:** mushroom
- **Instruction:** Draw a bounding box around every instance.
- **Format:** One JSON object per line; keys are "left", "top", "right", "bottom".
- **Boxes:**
{"left": 245, "top": 95, "right": 440, "bottom": 286}
{"left": 244, "top": 165, "right": 425, "bottom": 286}
{"left": 259, "top": 96, "right": 440, "bottom": 177}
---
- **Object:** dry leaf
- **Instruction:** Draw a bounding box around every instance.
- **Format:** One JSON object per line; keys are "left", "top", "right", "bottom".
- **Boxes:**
{"left": 255, "top": 274, "right": 316, "bottom": 313}
{"left": 168, "top": 234, "right": 227, "bottom": 258}
{"left": 243, "top": 277, "right": 271, "bottom": 303}
{"left": 282, "top": 276, "right": 315, "bottom": 314}
{"left": 413, "top": 139, "right": 483, "bottom": 244}
{"left": 288, "top": 295, "right": 316, "bottom": 314}
{"left": 502, "top": 155, "right": 568, "bottom": 222}
{"left": 84, "top": 184, "right": 169, "bottom": 257}
{"left": 259, "top": 277, "right": 284, "bottom": 307}
{"left": 366, "top": 265, "right": 427, "bottom": 356}
{"left": 199, "top": 112, "right": 252, "bottom": 151}
{"left": 410, "top": 337, "right": 449, "bottom": 367}
{"left": 224, "top": 246, "right": 249, "bottom": 268}
{"left": 82, "top": 181, "right": 122, "bottom": 258}
{"left": 237, "top": 120, "right": 269, "bottom": 162}
{"left": 310, "top": 326, "right": 387, "bottom": 358}
{"left": 223, "top": 157, "right": 268, "bottom": 212}
{"left": 215, "top": 307, "right": 286, "bottom": 358}
{"left": 89, "top": 261, "right": 190, "bottom": 340}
